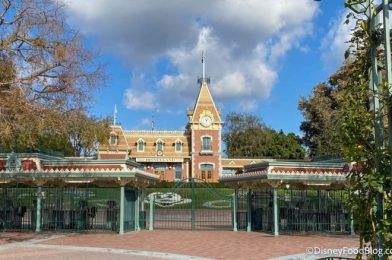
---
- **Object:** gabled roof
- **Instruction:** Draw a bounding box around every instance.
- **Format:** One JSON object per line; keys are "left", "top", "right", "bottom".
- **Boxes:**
{"left": 190, "top": 81, "right": 222, "bottom": 124}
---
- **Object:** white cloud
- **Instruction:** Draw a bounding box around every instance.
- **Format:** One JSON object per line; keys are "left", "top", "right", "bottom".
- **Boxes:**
{"left": 124, "top": 89, "right": 156, "bottom": 110}
{"left": 140, "top": 118, "right": 151, "bottom": 126}
{"left": 238, "top": 100, "right": 257, "bottom": 112}
{"left": 62, "top": 0, "right": 318, "bottom": 111}
{"left": 321, "top": 11, "right": 353, "bottom": 70}
{"left": 130, "top": 117, "right": 153, "bottom": 130}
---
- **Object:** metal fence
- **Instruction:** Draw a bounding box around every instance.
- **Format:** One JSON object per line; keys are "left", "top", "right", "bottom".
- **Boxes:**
{"left": 237, "top": 188, "right": 274, "bottom": 232}
{"left": 236, "top": 187, "right": 350, "bottom": 234}
{"left": 0, "top": 187, "right": 122, "bottom": 232}
{"left": 0, "top": 185, "right": 351, "bottom": 235}
{"left": 0, "top": 187, "right": 36, "bottom": 231}
{"left": 40, "top": 187, "right": 121, "bottom": 232}
{"left": 146, "top": 179, "right": 233, "bottom": 230}
{"left": 278, "top": 188, "right": 349, "bottom": 233}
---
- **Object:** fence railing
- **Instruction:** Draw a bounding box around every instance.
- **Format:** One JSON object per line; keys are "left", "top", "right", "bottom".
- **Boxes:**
{"left": 0, "top": 187, "right": 121, "bottom": 232}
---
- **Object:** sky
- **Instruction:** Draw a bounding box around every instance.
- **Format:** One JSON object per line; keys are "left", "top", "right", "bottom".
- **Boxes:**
{"left": 60, "top": 0, "right": 352, "bottom": 135}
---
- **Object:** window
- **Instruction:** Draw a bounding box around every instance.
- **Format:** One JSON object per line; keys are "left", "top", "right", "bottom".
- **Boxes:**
{"left": 110, "top": 134, "right": 117, "bottom": 145}
{"left": 202, "top": 136, "right": 211, "bottom": 151}
{"left": 200, "top": 163, "right": 213, "bottom": 181}
{"left": 157, "top": 141, "right": 163, "bottom": 151}
{"left": 175, "top": 164, "right": 182, "bottom": 180}
{"left": 137, "top": 139, "right": 145, "bottom": 152}
{"left": 175, "top": 140, "right": 182, "bottom": 152}
{"left": 156, "top": 139, "right": 164, "bottom": 152}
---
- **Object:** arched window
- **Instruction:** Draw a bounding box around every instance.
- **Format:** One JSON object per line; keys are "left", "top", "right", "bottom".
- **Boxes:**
{"left": 202, "top": 136, "right": 212, "bottom": 151}
{"left": 137, "top": 139, "right": 145, "bottom": 152}
{"left": 200, "top": 163, "right": 213, "bottom": 181}
{"left": 109, "top": 133, "right": 117, "bottom": 145}
{"left": 174, "top": 139, "right": 182, "bottom": 152}
{"left": 156, "top": 139, "right": 164, "bottom": 152}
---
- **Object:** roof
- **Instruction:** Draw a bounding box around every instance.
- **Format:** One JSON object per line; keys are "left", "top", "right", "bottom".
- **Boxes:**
{"left": 0, "top": 152, "right": 159, "bottom": 187}
{"left": 190, "top": 81, "right": 222, "bottom": 125}
{"left": 124, "top": 130, "right": 190, "bottom": 136}
{"left": 219, "top": 159, "right": 348, "bottom": 186}
{"left": 222, "top": 158, "right": 275, "bottom": 169}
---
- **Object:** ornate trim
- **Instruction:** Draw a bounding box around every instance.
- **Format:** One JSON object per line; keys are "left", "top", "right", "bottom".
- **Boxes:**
{"left": 5, "top": 153, "right": 21, "bottom": 172}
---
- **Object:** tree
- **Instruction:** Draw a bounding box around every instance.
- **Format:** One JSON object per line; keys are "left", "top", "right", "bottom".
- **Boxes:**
{"left": 0, "top": 0, "right": 108, "bottom": 154}
{"left": 65, "top": 110, "right": 111, "bottom": 157}
{"left": 299, "top": 82, "right": 344, "bottom": 158}
{"left": 334, "top": 30, "right": 392, "bottom": 254}
{"left": 223, "top": 113, "right": 305, "bottom": 159}
{"left": 0, "top": 0, "right": 105, "bottom": 105}
{"left": 300, "top": 4, "right": 392, "bottom": 255}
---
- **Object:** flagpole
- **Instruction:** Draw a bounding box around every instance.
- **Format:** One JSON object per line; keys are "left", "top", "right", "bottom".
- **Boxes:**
{"left": 113, "top": 104, "right": 117, "bottom": 125}
{"left": 202, "top": 50, "right": 205, "bottom": 81}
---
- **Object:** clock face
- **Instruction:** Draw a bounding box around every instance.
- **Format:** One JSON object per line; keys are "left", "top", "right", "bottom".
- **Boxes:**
{"left": 201, "top": 115, "right": 212, "bottom": 127}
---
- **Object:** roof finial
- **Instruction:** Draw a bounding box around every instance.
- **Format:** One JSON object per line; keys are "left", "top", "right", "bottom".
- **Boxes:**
{"left": 202, "top": 50, "right": 205, "bottom": 81}
{"left": 113, "top": 104, "right": 118, "bottom": 125}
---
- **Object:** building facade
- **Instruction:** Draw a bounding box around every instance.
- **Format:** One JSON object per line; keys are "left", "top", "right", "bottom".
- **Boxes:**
{"left": 99, "top": 78, "right": 230, "bottom": 182}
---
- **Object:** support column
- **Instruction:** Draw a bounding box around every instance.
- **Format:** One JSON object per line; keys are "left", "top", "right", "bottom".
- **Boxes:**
{"left": 186, "top": 161, "right": 189, "bottom": 180}
{"left": 149, "top": 194, "right": 154, "bottom": 231}
{"left": 191, "top": 178, "right": 196, "bottom": 230}
{"left": 141, "top": 189, "right": 145, "bottom": 211}
{"left": 273, "top": 186, "right": 279, "bottom": 236}
{"left": 140, "top": 189, "right": 145, "bottom": 230}
{"left": 232, "top": 190, "right": 238, "bottom": 232}
{"left": 35, "top": 186, "right": 42, "bottom": 232}
{"left": 119, "top": 186, "right": 125, "bottom": 234}
{"left": 383, "top": 0, "right": 392, "bottom": 154}
{"left": 247, "top": 189, "right": 252, "bottom": 232}
{"left": 350, "top": 211, "right": 355, "bottom": 236}
{"left": 134, "top": 189, "right": 140, "bottom": 231}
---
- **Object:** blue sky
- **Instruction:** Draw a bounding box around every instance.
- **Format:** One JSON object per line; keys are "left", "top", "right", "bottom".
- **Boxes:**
{"left": 61, "top": 0, "right": 350, "bottom": 135}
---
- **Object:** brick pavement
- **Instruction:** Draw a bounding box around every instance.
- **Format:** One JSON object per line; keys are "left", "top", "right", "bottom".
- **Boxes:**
{"left": 0, "top": 232, "right": 203, "bottom": 260}
{"left": 0, "top": 232, "right": 49, "bottom": 245}
{"left": 43, "top": 231, "right": 359, "bottom": 259}
{"left": 0, "top": 247, "right": 165, "bottom": 260}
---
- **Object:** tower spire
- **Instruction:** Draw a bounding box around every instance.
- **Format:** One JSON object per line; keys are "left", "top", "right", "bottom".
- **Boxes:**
{"left": 202, "top": 50, "right": 205, "bottom": 81}
{"left": 113, "top": 104, "right": 118, "bottom": 125}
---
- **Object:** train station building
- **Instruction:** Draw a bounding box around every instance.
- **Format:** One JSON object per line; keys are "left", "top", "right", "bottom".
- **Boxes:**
{"left": 0, "top": 64, "right": 353, "bottom": 236}
{"left": 98, "top": 76, "right": 270, "bottom": 182}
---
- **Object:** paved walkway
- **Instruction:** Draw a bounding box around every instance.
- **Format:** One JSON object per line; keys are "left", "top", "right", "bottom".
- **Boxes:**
{"left": 0, "top": 231, "right": 359, "bottom": 260}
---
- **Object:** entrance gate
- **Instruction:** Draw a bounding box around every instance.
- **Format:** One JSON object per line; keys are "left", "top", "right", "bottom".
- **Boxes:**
{"left": 147, "top": 178, "right": 233, "bottom": 230}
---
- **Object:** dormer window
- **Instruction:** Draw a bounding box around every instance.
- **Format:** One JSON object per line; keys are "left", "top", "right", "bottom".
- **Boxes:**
{"left": 137, "top": 139, "right": 145, "bottom": 152}
{"left": 175, "top": 139, "right": 182, "bottom": 152}
{"left": 156, "top": 139, "right": 164, "bottom": 152}
{"left": 109, "top": 133, "right": 117, "bottom": 145}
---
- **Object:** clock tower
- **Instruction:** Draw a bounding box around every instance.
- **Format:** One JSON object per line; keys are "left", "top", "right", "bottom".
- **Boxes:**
{"left": 187, "top": 52, "right": 223, "bottom": 182}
